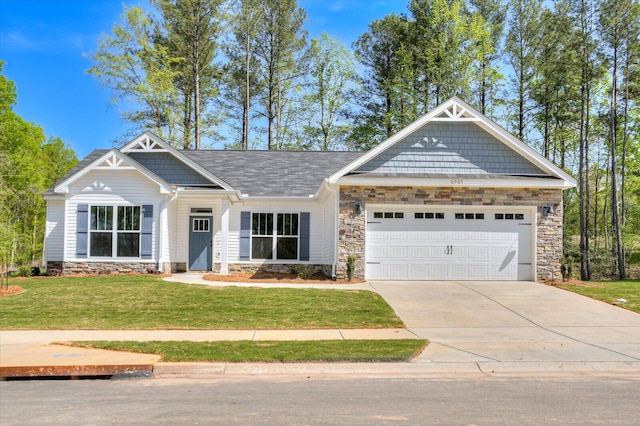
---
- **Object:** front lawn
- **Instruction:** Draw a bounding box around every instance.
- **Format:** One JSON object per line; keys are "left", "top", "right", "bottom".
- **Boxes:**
{"left": 73, "top": 340, "right": 428, "bottom": 362}
{"left": 558, "top": 280, "right": 640, "bottom": 313}
{"left": 0, "top": 275, "right": 403, "bottom": 330}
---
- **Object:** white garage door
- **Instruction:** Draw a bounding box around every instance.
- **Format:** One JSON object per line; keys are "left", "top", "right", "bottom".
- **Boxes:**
{"left": 366, "top": 207, "right": 534, "bottom": 281}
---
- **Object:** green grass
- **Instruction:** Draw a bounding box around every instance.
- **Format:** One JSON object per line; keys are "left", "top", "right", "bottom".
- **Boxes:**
{"left": 72, "top": 340, "right": 428, "bottom": 362}
{"left": 0, "top": 275, "right": 403, "bottom": 330}
{"left": 559, "top": 280, "right": 640, "bottom": 313}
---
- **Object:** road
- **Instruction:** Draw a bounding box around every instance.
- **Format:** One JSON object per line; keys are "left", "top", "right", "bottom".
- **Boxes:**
{"left": 1, "top": 375, "right": 638, "bottom": 425}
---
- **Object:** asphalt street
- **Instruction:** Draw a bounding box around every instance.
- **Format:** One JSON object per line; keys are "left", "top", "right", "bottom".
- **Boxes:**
{"left": 1, "top": 376, "right": 639, "bottom": 425}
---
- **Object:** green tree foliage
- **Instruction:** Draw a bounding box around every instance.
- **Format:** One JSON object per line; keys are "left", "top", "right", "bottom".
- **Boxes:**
{"left": 153, "top": 0, "right": 227, "bottom": 149}
{"left": 222, "top": 0, "right": 263, "bottom": 149}
{"left": 0, "top": 63, "right": 78, "bottom": 268}
{"left": 251, "top": 0, "right": 307, "bottom": 150}
{"left": 350, "top": 0, "right": 495, "bottom": 150}
{"left": 87, "top": 7, "right": 181, "bottom": 144}
{"left": 302, "top": 33, "right": 358, "bottom": 151}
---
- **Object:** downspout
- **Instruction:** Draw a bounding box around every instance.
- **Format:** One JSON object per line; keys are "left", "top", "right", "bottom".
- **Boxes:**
{"left": 323, "top": 180, "right": 340, "bottom": 279}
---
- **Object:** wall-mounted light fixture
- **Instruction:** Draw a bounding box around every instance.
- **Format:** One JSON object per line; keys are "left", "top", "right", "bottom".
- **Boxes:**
{"left": 354, "top": 201, "right": 362, "bottom": 215}
{"left": 542, "top": 204, "right": 554, "bottom": 217}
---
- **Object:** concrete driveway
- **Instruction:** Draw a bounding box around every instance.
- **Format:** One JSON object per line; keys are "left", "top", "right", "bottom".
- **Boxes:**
{"left": 370, "top": 281, "right": 640, "bottom": 366}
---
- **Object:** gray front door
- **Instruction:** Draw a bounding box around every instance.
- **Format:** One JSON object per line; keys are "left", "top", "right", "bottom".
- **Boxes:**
{"left": 189, "top": 216, "right": 213, "bottom": 270}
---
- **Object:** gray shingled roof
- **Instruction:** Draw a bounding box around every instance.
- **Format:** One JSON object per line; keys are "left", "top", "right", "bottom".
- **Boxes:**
{"left": 44, "top": 149, "right": 110, "bottom": 196}
{"left": 45, "top": 148, "right": 362, "bottom": 197}
{"left": 182, "top": 150, "right": 362, "bottom": 196}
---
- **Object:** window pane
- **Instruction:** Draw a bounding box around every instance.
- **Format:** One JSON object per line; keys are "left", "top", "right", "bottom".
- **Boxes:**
{"left": 266, "top": 213, "right": 273, "bottom": 234}
{"left": 252, "top": 237, "right": 273, "bottom": 259}
{"left": 495, "top": 213, "right": 504, "bottom": 220}
{"left": 455, "top": 213, "right": 464, "bottom": 219}
{"left": 415, "top": 213, "right": 424, "bottom": 219}
{"left": 277, "top": 237, "right": 297, "bottom": 260}
{"left": 465, "top": 213, "right": 474, "bottom": 220}
{"left": 425, "top": 212, "right": 434, "bottom": 219}
{"left": 290, "top": 214, "right": 298, "bottom": 235}
{"left": 435, "top": 213, "right": 445, "bottom": 219}
{"left": 117, "top": 233, "right": 139, "bottom": 257}
{"left": 91, "top": 206, "right": 112, "bottom": 231}
{"left": 90, "top": 232, "right": 112, "bottom": 257}
{"left": 252, "top": 213, "right": 259, "bottom": 234}
{"left": 384, "top": 212, "right": 393, "bottom": 218}
{"left": 374, "top": 212, "right": 383, "bottom": 219}
{"left": 515, "top": 214, "right": 524, "bottom": 220}
{"left": 277, "top": 213, "right": 284, "bottom": 235}
{"left": 118, "top": 206, "right": 140, "bottom": 231}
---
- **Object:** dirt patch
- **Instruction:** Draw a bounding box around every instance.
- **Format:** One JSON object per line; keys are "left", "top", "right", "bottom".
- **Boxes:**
{"left": 0, "top": 285, "right": 24, "bottom": 296}
{"left": 546, "top": 279, "right": 606, "bottom": 288}
{"left": 203, "top": 271, "right": 364, "bottom": 284}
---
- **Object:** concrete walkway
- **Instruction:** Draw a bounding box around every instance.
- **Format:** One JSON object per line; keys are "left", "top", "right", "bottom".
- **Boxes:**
{"left": 2, "top": 275, "right": 640, "bottom": 379}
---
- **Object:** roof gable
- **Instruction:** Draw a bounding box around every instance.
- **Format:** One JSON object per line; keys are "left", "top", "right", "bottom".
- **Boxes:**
{"left": 330, "top": 97, "right": 576, "bottom": 186}
{"left": 53, "top": 149, "right": 173, "bottom": 194}
{"left": 121, "top": 132, "right": 234, "bottom": 190}
{"left": 355, "top": 121, "right": 546, "bottom": 175}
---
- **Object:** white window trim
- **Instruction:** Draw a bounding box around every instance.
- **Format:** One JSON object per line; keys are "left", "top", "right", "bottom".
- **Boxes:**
{"left": 88, "top": 204, "right": 142, "bottom": 259}
{"left": 250, "top": 212, "right": 300, "bottom": 262}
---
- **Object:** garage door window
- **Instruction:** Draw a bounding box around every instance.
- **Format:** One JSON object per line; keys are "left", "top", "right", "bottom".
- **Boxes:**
{"left": 414, "top": 212, "right": 445, "bottom": 219}
{"left": 495, "top": 213, "right": 524, "bottom": 220}
{"left": 455, "top": 213, "right": 485, "bottom": 220}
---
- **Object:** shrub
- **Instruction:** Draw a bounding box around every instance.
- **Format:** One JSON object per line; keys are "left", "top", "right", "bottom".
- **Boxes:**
{"left": 290, "top": 264, "right": 318, "bottom": 279}
{"left": 347, "top": 255, "right": 356, "bottom": 281}
{"left": 16, "top": 266, "right": 31, "bottom": 277}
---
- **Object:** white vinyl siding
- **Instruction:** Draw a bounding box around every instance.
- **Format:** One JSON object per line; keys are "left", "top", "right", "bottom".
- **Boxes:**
{"left": 64, "top": 169, "right": 162, "bottom": 262}
{"left": 45, "top": 200, "right": 65, "bottom": 262}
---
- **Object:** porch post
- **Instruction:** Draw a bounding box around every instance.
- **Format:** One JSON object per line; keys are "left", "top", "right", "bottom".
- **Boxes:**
{"left": 220, "top": 199, "right": 229, "bottom": 275}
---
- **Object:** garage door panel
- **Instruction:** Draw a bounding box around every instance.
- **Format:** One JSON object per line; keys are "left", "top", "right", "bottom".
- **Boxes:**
{"left": 366, "top": 208, "right": 533, "bottom": 281}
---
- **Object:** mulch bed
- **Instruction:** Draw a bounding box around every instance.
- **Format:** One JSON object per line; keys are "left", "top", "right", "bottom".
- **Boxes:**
{"left": 0, "top": 285, "right": 24, "bottom": 297}
{"left": 203, "top": 271, "right": 364, "bottom": 284}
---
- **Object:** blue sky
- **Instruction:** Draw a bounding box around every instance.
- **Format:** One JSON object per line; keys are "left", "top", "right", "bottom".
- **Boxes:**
{"left": 0, "top": 0, "right": 409, "bottom": 158}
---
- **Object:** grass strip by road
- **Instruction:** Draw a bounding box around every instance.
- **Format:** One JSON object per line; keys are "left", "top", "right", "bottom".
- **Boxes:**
{"left": 558, "top": 279, "right": 639, "bottom": 313}
{"left": 72, "top": 340, "right": 429, "bottom": 362}
{"left": 0, "top": 275, "right": 403, "bottom": 330}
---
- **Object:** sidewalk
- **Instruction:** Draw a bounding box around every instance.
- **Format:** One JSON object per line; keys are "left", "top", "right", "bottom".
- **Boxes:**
{"left": 2, "top": 274, "right": 640, "bottom": 380}
{"left": 0, "top": 328, "right": 417, "bottom": 379}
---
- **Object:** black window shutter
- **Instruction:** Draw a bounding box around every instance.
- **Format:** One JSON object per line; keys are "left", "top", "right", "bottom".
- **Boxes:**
{"left": 76, "top": 204, "right": 89, "bottom": 258}
{"left": 240, "top": 211, "right": 251, "bottom": 260}
{"left": 141, "top": 205, "right": 153, "bottom": 259}
{"left": 299, "top": 212, "right": 310, "bottom": 261}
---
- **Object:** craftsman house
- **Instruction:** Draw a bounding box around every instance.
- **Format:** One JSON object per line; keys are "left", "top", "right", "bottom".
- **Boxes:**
{"left": 44, "top": 97, "right": 576, "bottom": 281}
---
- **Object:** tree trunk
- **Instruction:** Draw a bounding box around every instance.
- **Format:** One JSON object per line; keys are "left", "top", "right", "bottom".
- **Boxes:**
{"left": 609, "top": 42, "right": 625, "bottom": 279}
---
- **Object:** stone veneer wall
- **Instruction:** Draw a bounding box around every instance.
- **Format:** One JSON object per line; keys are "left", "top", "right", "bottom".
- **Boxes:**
{"left": 61, "top": 261, "right": 159, "bottom": 275}
{"left": 227, "top": 263, "right": 329, "bottom": 275}
{"left": 337, "top": 185, "right": 564, "bottom": 282}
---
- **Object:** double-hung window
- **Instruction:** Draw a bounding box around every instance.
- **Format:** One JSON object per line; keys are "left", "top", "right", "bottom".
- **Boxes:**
{"left": 251, "top": 213, "right": 299, "bottom": 260}
{"left": 89, "top": 206, "right": 141, "bottom": 257}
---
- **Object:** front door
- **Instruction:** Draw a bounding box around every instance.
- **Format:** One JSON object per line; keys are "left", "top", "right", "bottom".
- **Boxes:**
{"left": 189, "top": 216, "right": 213, "bottom": 270}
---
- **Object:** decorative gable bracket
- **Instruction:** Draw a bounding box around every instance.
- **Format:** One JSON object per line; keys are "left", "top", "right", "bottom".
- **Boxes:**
{"left": 94, "top": 152, "right": 135, "bottom": 169}
{"left": 430, "top": 102, "right": 479, "bottom": 122}
{"left": 124, "top": 134, "right": 166, "bottom": 152}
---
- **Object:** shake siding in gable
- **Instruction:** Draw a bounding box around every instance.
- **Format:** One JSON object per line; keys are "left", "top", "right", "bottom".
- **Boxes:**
{"left": 64, "top": 169, "right": 164, "bottom": 261}
{"left": 45, "top": 200, "right": 65, "bottom": 262}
